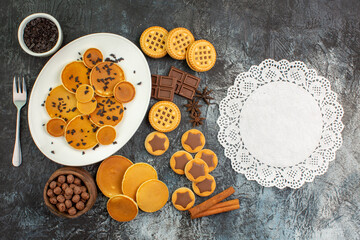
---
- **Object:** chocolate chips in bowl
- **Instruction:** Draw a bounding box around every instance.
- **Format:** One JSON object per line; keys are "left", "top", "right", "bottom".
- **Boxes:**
{"left": 18, "top": 13, "right": 63, "bottom": 57}
{"left": 43, "top": 167, "right": 97, "bottom": 218}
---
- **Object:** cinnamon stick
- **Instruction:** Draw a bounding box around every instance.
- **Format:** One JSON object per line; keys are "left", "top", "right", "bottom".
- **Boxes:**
{"left": 188, "top": 186, "right": 235, "bottom": 218}
{"left": 207, "top": 199, "right": 239, "bottom": 211}
{"left": 191, "top": 202, "right": 240, "bottom": 219}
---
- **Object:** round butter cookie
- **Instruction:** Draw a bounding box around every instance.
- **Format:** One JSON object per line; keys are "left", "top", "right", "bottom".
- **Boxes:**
{"left": 195, "top": 149, "right": 218, "bottom": 172}
{"left": 144, "top": 131, "right": 169, "bottom": 156}
{"left": 96, "top": 155, "right": 133, "bottom": 197}
{"left": 192, "top": 174, "right": 216, "bottom": 197}
{"left": 186, "top": 40, "right": 216, "bottom": 72}
{"left": 165, "top": 27, "right": 195, "bottom": 60}
{"left": 136, "top": 179, "right": 169, "bottom": 212}
{"left": 149, "top": 101, "right": 181, "bottom": 133}
{"left": 107, "top": 195, "right": 138, "bottom": 222}
{"left": 90, "top": 61, "right": 125, "bottom": 97}
{"left": 45, "top": 85, "right": 81, "bottom": 122}
{"left": 140, "top": 26, "right": 168, "bottom": 58}
{"left": 170, "top": 151, "right": 193, "bottom": 175}
{"left": 89, "top": 96, "right": 124, "bottom": 127}
{"left": 184, "top": 158, "right": 209, "bottom": 182}
{"left": 181, "top": 129, "right": 205, "bottom": 153}
{"left": 83, "top": 48, "right": 103, "bottom": 69}
{"left": 61, "top": 61, "right": 90, "bottom": 93}
{"left": 172, "top": 187, "right": 195, "bottom": 211}
{"left": 64, "top": 115, "right": 98, "bottom": 150}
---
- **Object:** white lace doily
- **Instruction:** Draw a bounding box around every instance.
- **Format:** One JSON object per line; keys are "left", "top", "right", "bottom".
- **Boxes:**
{"left": 217, "top": 59, "right": 344, "bottom": 189}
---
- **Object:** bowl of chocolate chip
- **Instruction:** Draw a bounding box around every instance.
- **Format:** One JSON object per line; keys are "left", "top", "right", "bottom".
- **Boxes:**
{"left": 43, "top": 167, "right": 97, "bottom": 218}
{"left": 18, "top": 13, "right": 63, "bottom": 57}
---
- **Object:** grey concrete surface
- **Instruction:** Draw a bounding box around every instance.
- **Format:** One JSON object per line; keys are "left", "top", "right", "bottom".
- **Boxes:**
{"left": 0, "top": 0, "right": 359, "bottom": 239}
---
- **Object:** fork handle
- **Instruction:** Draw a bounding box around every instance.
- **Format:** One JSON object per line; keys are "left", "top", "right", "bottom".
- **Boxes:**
{"left": 12, "top": 109, "right": 22, "bottom": 167}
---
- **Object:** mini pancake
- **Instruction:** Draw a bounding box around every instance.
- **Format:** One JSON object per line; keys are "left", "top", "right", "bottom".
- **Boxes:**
{"left": 122, "top": 163, "right": 158, "bottom": 200}
{"left": 45, "top": 85, "right": 81, "bottom": 122}
{"left": 83, "top": 48, "right": 103, "bottom": 69}
{"left": 170, "top": 151, "right": 193, "bottom": 175}
{"left": 61, "top": 61, "right": 90, "bottom": 93}
{"left": 96, "top": 125, "right": 117, "bottom": 145}
{"left": 89, "top": 96, "right": 124, "bottom": 127}
{"left": 144, "top": 131, "right": 169, "bottom": 156}
{"left": 46, "top": 118, "right": 66, "bottom": 137}
{"left": 64, "top": 115, "right": 98, "bottom": 150}
{"left": 136, "top": 179, "right": 169, "bottom": 212}
{"left": 195, "top": 149, "right": 218, "bottom": 172}
{"left": 184, "top": 158, "right": 209, "bottom": 182}
{"left": 113, "top": 81, "right": 136, "bottom": 103}
{"left": 192, "top": 174, "right": 216, "bottom": 197}
{"left": 96, "top": 155, "right": 133, "bottom": 197}
{"left": 90, "top": 61, "right": 125, "bottom": 97}
{"left": 181, "top": 129, "right": 206, "bottom": 153}
{"left": 171, "top": 187, "right": 195, "bottom": 211}
{"left": 107, "top": 195, "right": 138, "bottom": 222}
{"left": 75, "top": 84, "right": 94, "bottom": 103}
{"left": 77, "top": 97, "right": 97, "bottom": 115}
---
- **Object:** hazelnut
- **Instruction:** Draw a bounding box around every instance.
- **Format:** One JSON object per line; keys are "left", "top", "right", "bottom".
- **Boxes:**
{"left": 80, "top": 186, "right": 87, "bottom": 193}
{"left": 67, "top": 174, "right": 74, "bottom": 184}
{"left": 65, "top": 194, "right": 72, "bottom": 200}
{"left": 53, "top": 187, "right": 62, "bottom": 195}
{"left": 56, "top": 195, "right": 65, "bottom": 203}
{"left": 49, "top": 197, "right": 57, "bottom": 205}
{"left": 72, "top": 194, "right": 80, "bottom": 203}
{"left": 74, "top": 178, "right": 81, "bottom": 186}
{"left": 69, "top": 184, "right": 76, "bottom": 189}
{"left": 68, "top": 207, "right": 77, "bottom": 216}
{"left": 47, "top": 189, "right": 54, "bottom": 197}
{"left": 65, "top": 199, "right": 72, "bottom": 208}
{"left": 73, "top": 186, "right": 81, "bottom": 195}
{"left": 76, "top": 201, "right": 85, "bottom": 211}
{"left": 57, "top": 203, "right": 66, "bottom": 212}
{"left": 81, "top": 192, "right": 90, "bottom": 200}
{"left": 61, "top": 183, "right": 69, "bottom": 191}
{"left": 58, "top": 175, "right": 66, "bottom": 184}
{"left": 65, "top": 187, "right": 73, "bottom": 196}
{"left": 49, "top": 181, "right": 57, "bottom": 189}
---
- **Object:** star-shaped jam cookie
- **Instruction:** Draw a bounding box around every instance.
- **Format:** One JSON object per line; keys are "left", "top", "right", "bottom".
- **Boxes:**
{"left": 201, "top": 153, "right": 215, "bottom": 168}
{"left": 148, "top": 134, "right": 166, "bottom": 152}
{"left": 184, "top": 132, "right": 202, "bottom": 151}
{"left": 174, "top": 154, "right": 191, "bottom": 170}
{"left": 196, "top": 178, "right": 213, "bottom": 193}
{"left": 188, "top": 162, "right": 205, "bottom": 179}
{"left": 175, "top": 191, "right": 193, "bottom": 208}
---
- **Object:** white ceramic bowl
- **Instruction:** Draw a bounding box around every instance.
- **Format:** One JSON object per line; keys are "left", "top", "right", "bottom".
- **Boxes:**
{"left": 18, "top": 13, "right": 63, "bottom": 57}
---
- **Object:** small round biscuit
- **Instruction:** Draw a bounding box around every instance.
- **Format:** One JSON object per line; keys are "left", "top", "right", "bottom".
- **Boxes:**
{"left": 195, "top": 149, "right": 218, "bottom": 172}
{"left": 181, "top": 129, "right": 205, "bottom": 153}
{"left": 172, "top": 187, "right": 195, "bottom": 211}
{"left": 145, "top": 132, "right": 169, "bottom": 156}
{"left": 149, "top": 101, "right": 181, "bottom": 133}
{"left": 140, "top": 26, "right": 168, "bottom": 58}
{"left": 184, "top": 158, "right": 209, "bottom": 182}
{"left": 192, "top": 174, "right": 216, "bottom": 197}
{"left": 170, "top": 151, "right": 193, "bottom": 175}
{"left": 165, "top": 27, "right": 195, "bottom": 60}
{"left": 186, "top": 40, "right": 216, "bottom": 72}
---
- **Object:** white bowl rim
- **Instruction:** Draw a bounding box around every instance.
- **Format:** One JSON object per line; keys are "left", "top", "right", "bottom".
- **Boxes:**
{"left": 18, "top": 13, "right": 63, "bottom": 57}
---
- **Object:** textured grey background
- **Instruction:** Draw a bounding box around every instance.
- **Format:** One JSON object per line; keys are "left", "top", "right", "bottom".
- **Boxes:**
{"left": 0, "top": 0, "right": 359, "bottom": 239}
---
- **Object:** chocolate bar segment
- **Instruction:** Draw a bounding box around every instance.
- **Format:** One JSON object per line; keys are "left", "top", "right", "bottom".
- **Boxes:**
{"left": 151, "top": 74, "right": 176, "bottom": 101}
{"left": 168, "top": 66, "right": 201, "bottom": 99}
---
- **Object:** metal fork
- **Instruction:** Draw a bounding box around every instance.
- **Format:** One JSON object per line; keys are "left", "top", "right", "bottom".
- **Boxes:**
{"left": 12, "top": 77, "right": 27, "bottom": 167}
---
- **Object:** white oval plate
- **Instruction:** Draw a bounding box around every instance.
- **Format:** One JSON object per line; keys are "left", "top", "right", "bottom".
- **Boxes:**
{"left": 28, "top": 33, "right": 151, "bottom": 166}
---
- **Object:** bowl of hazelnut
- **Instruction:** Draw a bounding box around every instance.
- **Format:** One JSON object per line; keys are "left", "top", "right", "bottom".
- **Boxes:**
{"left": 43, "top": 167, "right": 97, "bottom": 218}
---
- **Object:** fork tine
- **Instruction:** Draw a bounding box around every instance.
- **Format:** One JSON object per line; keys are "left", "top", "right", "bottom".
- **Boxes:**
{"left": 13, "top": 76, "right": 17, "bottom": 93}
{"left": 22, "top": 77, "right": 26, "bottom": 94}
{"left": 17, "top": 76, "right": 22, "bottom": 93}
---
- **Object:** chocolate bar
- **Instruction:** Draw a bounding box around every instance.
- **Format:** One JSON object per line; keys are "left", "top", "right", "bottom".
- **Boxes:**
{"left": 168, "top": 66, "right": 201, "bottom": 100}
{"left": 151, "top": 75, "right": 176, "bottom": 101}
